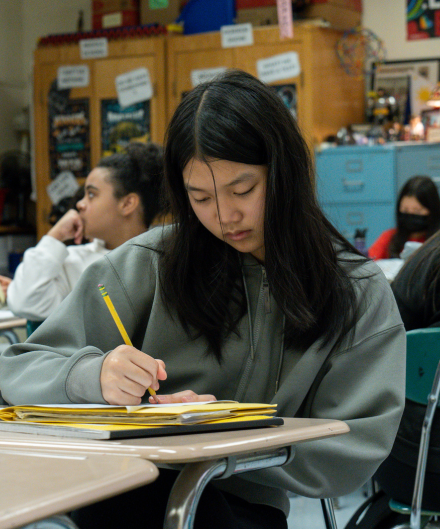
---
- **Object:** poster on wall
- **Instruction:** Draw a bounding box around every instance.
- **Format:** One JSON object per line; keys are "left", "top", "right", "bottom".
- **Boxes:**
{"left": 373, "top": 60, "right": 440, "bottom": 119}
{"left": 48, "top": 94, "right": 91, "bottom": 181}
{"left": 407, "top": 0, "right": 440, "bottom": 40}
{"left": 101, "top": 99, "right": 150, "bottom": 157}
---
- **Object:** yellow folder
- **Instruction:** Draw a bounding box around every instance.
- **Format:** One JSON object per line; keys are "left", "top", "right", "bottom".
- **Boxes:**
{"left": 0, "top": 401, "right": 282, "bottom": 439}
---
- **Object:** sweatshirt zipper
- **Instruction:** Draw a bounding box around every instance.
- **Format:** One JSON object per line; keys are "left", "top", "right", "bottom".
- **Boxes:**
{"left": 262, "top": 267, "right": 271, "bottom": 314}
{"left": 234, "top": 266, "right": 268, "bottom": 401}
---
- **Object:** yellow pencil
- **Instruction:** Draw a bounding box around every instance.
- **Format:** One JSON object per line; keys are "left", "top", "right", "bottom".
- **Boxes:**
{"left": 98, "top": 284, "right": 159, "bottom": 404}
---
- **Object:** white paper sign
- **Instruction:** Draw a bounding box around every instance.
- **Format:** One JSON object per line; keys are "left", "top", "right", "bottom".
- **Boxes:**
{"left": 256, "top": 52, "right": 301, "bottom": 84}
{"left": 46, "top": 171, "right": 80, "bottom": 205}
{"left": 115, "top": 68, "right": 153, "bottom": 108}
{"left": 191, "top": 67, "right": 227, "bottom": 87}
{"left": 221, "top": 23, "right": 254, "bottom": 48}
{"left": 80, "top": 38, "right": 108, "bottom": 59}
{"left": 57, "top": 65, "right": 90, "bottom": 89}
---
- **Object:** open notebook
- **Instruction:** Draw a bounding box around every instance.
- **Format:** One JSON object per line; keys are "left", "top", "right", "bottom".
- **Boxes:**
{"left": 0, "top": 401, "right": 283, "bottom": 439}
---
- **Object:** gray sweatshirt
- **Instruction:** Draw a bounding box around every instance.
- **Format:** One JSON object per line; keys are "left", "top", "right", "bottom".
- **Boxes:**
{"left": 0, "top": 227, "right": 405, "bottom": 516}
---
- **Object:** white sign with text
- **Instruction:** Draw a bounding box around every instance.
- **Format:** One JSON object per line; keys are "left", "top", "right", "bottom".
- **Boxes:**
{"left": 115, "top": 68, "right": 153, "bottom": 108}
{"left": 221, "top": 23, "right": 254, "bottom": 48}
{"left": 80, "top": 38, "right": 108, "bottom": 59}
{"left": 257, "top": 52, "right": 301, "bottom": 84}
{"left": 57, "top": 65, "right": 90, "bottom": 89}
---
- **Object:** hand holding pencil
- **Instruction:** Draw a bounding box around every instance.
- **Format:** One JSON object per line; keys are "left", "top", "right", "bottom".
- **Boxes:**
{"left": 99, "top": 284, "right": 167, "bottom": 406}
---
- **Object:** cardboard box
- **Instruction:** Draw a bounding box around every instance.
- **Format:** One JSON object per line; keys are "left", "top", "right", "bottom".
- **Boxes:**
{"left": 236, "top": 6, "right": 278, "bottom": 26}
{"left": 92, "top": 0, "right": 139, "bottom": 15}
{"left": 140, "top": 0, "right": 183, "bottom": 26}
{"left": 235, "top": 0, "right": 276, "bottom": 8}
{"left": 93, "top": 10, "right": 139, "bottom": 29}
{"left": 303, "top": 3, "right": 361, "bottom": 30}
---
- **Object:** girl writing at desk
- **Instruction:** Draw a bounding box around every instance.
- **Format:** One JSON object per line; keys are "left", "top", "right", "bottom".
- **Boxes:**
{"left": 0, "top": 70, "right": 405, "bottom": 529}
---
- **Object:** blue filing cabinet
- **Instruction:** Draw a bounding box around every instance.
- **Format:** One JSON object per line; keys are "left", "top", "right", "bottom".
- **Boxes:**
{"left": 394, "top": 143, "right": 440, "bottom": 195}
{"left": 315, "top": 145, "right": 396, "bottom": 248}
{"left": 315, "top": 143, "right": 440, "bottom": 249}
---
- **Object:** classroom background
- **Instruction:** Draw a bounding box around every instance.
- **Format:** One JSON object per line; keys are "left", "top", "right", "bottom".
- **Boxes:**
{"left": 0, "top": 1, "right": 440, "bottom": 527}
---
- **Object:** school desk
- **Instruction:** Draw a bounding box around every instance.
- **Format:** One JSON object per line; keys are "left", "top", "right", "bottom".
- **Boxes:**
{"left": 0, "top": 418, "right": 349, "bottom": 529}
{"left": 0, "top": 310, "right": 26, "bottom": 345}
{"left": 0, "top": 450, "right": 158, "bottom": 529}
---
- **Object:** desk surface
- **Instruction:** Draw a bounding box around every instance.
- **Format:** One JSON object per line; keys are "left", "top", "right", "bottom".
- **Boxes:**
{"left": 0, "top": 314, "right": 26, "bottom": 331}
{"left": 0, "top": 418, "right": 349, "bottom": 463}
{"left": 0, "top": 451, "right": 158, "bottom": 529}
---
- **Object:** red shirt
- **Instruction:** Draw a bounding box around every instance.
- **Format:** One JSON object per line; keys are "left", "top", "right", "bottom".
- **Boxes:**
{"left": 368, "top": 228, "right": 426, "bottom": 260}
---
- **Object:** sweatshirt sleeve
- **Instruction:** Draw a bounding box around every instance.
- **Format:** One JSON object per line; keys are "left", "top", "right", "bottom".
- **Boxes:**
{"left": 7, "top": 236, "right": 71, "bottom": 321}
{"left": 0, "top": 253, "right": 139, "bottom": 405}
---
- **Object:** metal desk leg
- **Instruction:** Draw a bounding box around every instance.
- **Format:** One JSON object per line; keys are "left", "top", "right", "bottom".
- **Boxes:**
{"left": 163, "top": 447, "right": 290, "bottom": 529}
{"left": 321, "top": 498, "right": 338, "bottom": 529}
{"left": 0, "top": 330, "right": 20, "bottom": 344}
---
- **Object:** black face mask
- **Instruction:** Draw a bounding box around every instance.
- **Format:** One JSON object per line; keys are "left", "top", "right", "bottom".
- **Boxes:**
{"left": 398, "top": 212, "right": 430, "bottom": 232}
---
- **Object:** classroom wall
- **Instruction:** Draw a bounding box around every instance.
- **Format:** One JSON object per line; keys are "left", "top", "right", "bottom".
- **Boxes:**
{"left": 0, "top": 0, "right": 91, "bottom": 158}
{"left": 362, "top": 0, "right": 440, "bottom": 61}
{"left": 0, "top": 0, "right": 25, "bottom": 155}
{"left": 22, "top": 0, "right": 92, "bottom": 104}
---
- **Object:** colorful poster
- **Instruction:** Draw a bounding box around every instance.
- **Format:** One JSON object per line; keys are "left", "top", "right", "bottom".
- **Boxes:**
{"left": 407, "top": 0, "right": 440, "bottom": 40}
{"left": 48, "top": 93, "right": 90, "bottom": 181}
{"left": 101, "top": 99, "right": 150, "bottom": 157}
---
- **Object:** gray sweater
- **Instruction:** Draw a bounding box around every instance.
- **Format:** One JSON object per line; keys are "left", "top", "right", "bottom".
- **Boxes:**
{"left": 0, "top": 227, "right": 406, "bottom": 516}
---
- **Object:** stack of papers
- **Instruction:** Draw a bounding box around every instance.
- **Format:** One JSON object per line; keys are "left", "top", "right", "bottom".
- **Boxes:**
{"left": 0, "top": 401, "right": 282, "bottom": 439}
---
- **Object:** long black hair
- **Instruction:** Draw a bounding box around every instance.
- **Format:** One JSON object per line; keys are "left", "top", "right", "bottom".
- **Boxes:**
{"left": 97, "top": 142, "right": 165, "bottom": 227}
{"left": 389, "top": 175, "right": 440, "bottom": 258}
{"left": 394, "top": 229, "right": 440, "bottom": 324}
{"left": 161, "top": 69, "right": 364, "bottom": 361}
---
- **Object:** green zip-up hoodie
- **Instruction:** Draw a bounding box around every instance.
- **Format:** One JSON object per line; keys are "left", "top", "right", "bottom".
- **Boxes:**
{"left": 0, "top": 227, "right": 405, "bottom": 516}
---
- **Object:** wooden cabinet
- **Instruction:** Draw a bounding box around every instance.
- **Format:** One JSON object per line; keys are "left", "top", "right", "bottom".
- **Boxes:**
{"left": 33, "top": 25, "right": 364, "bottom": 240}
{"left": 166, "top": 25, "right": 365, "bottom": 146}
{"left": 33, "top": 36, "right": 167, "bottom": 239}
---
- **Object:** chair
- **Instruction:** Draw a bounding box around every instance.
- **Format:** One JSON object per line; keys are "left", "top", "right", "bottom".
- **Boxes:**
{"left": 19, "top": 514, "right": 79, "bottom": 529}
{"left": 321, "top": 498, "right": 338, "bottom": 529}
{"left": 26, "top": 319, "right": 42, "bottom": 336}
{"left": 389, "top": 328, "right": 440, "bottom": 529}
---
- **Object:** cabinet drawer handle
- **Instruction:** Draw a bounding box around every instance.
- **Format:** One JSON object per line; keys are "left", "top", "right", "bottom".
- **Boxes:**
{"left": 342, "top": 178, "right": 365, "bottom": 191}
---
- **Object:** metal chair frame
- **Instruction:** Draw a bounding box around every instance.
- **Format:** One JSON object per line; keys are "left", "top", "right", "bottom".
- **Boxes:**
{"left": 391, "top": 328, "right": 440, "bottom": 529}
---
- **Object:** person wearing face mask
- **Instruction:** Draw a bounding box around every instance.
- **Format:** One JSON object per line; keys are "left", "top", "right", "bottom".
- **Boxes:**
{"left": 368, "top": 175, "right": 440, "bottom": 261}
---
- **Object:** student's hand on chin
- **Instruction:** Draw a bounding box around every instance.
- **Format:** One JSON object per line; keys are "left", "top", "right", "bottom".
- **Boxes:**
{"left": 149, "top": 390, "right": 217, "bottom": 404}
